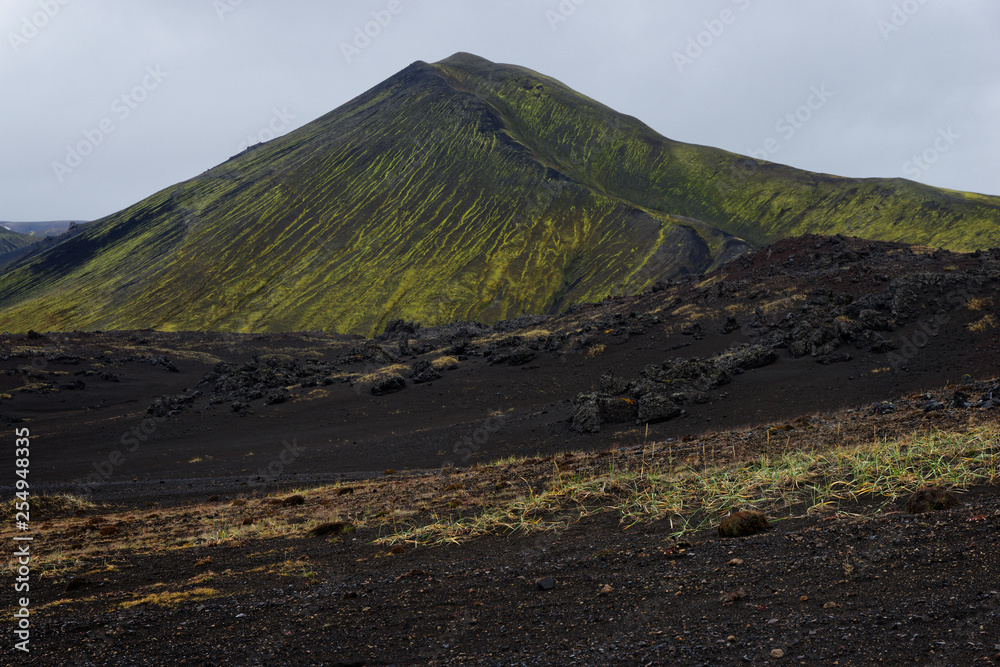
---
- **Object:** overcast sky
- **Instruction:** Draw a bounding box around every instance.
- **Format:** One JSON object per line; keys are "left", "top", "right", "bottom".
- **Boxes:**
{"left": 3, "top": 0, "right": 998, "bottom": 222}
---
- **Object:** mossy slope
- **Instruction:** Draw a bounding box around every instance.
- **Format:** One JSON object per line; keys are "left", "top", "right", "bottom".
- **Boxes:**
{"left": 0, "top": 53, "right": 997, "bottom": 334}
{"left": 0, "top": 227, "right": 41, "bottom": 254}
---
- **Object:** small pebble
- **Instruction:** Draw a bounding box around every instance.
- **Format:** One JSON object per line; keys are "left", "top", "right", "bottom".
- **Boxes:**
{"left": 728, "top": 558, "right": 744, "bottom": 566}
{"left": 770, "top": 648, "right": 784, "bottom": 658}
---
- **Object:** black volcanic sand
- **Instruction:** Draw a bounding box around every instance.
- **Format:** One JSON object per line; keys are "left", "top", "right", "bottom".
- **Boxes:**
{"left": 2, "top": 236, "right": 997, "bottom": 503}
{"left": 3, "top": 235, "right": 1000, "bottom": 665}
{"left": 21, "top": 485, "right": 1000, "bottom": 665}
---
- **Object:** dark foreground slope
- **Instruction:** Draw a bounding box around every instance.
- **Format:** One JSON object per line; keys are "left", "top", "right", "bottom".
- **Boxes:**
{"left": 16, "top": 480, "right": 1000, "bottom": 665}
{"left": 1, "top": 54, "right": 999, "bottom": 334}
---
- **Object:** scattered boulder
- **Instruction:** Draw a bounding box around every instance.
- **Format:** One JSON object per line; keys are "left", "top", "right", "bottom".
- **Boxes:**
{"left": 506, "top": 346, "right": 536, "bottom": 366}
{"left": 715, "top": 344, "right": 777, "bottom": 372}
{"left": 873, "top": 401, "right": 896, "bottom": 415}
{"left": 905, "top": 486, "right": 959, "bottom": 513}
{"left": 923, "top": 399, "right": 946, "bottom": 412}
{"left": 951, "top": 391, "right": 969, "bottom": 408}
{"left": 599, "top": 371, "right": 631, "bottom": 395}
{"left": 637, "top": 393, "right": 682, "bottom": 423}
{"left": 718, "top": 511, "right": 769, "bottom": 537}
{"left": 282, "top": 494, "right": 306, "bottom": 507}
{"left": 597, "top": 396, "right": 638, "bottom": 424}
{"left": 263, "top": 389, "right": 289, "bottom": 405}
{"left": 371, "top": 374, "right": 406, "bottom": 396}
{"left": 571, "top": 394, "right": 601, "bottom": 433}
{"left": 409, "top": 360, "right": 442, "bottom": 384}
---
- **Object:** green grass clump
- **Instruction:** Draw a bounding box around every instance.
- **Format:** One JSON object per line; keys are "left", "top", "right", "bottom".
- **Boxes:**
{"left": 377, "top": 424, "right": 999, "bottom": 545}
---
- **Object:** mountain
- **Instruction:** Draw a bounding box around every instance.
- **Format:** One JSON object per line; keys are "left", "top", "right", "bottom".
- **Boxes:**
{"left": 0, "top": 226, "right": 42, "bottom": 253}
{"left": 0, "top": 220, "right": 81, "bottom": 237}
{"left": 1, "top": 52, "right": 998, "bottom": 335}
{"left": 0, "top": 226, "right": 44, "bottom": 270}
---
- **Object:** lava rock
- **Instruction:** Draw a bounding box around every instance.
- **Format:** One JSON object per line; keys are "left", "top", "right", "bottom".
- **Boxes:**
{"left": 506, "top": 346, "right": 536, "bottom": 366}
{"left": 409, "top": 360, "right": 442, "bottom": 384}
{"left": 905, "top": 486, "right": 959, "bottom": 513}
{"left": 637, "top": 393, "right": 682, "bottom": 424}
{"left": 597, "top": 396, "right": 639, "bottom": 424}
{"left": 718, "top": 511, "right": 769, "bottom": 537}
{"left": 371, "top": 374, "right": 406, "bottom": 396}
{"left": 264, "top": 389, "right": 289, "bottom": 405}
{"left": 571, "top": 394, "right": 601, "bottom": 433}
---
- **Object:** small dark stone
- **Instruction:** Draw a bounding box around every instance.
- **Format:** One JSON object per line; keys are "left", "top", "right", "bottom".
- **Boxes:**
{"left": 718, "top": 511, "right": 769, "bottom": 537}
{"left": 536, "top": 577, "right": 555, "bottom": 590}
{"left": 282, "top": 494, "right": 306, "bottom": 507}
{"left": 905, "top": 487, "right": 959, "bottom": 514}
{"left": 65, "top": 577, "right": 91, "bottom": 592}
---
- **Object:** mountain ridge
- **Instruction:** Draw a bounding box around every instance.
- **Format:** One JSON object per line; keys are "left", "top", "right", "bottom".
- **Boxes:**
{"left": 0, "top": 53, "right": 997, "bottom": 335}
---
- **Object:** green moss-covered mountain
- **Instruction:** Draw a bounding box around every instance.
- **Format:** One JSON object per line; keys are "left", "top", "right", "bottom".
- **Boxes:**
{"left": 1, "top": 52, "right": 998, "bottom": 334}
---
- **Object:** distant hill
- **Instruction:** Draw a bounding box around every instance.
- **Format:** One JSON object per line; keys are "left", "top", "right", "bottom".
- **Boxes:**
{"left": 0, "top": 226, "right": 43, "bottom": 254}
{"left": 0, "top": 53, "right": 998, "bottom": 335}
{"left": 0, "top": 220, "right": 81, "bottom": 237}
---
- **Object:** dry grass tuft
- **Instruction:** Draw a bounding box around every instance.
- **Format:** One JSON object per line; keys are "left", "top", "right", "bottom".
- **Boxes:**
{"left": 356, "top": 363, "right": 410, "bottom": 385}
{"left": 968, "top": 314, "right": 997, "bottom": 333}
{"left": 118, "top": 587, "right": 218, "bottom": 610}
{"left": 431, "top": 355, "right": 459, "bottom": 371}
{"left": 965, "top": 296, "right": 994, "bottom": 312}
{"left": 1, "top": 493, "right": 94, "bottom": 520}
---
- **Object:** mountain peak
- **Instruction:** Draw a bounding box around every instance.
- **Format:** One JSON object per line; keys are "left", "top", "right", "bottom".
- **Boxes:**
{"left": 0, "top": 57, "right": 998, "bottom": 334}
{"left": 436, "top": 52, "right": 494, "bottom": 67}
